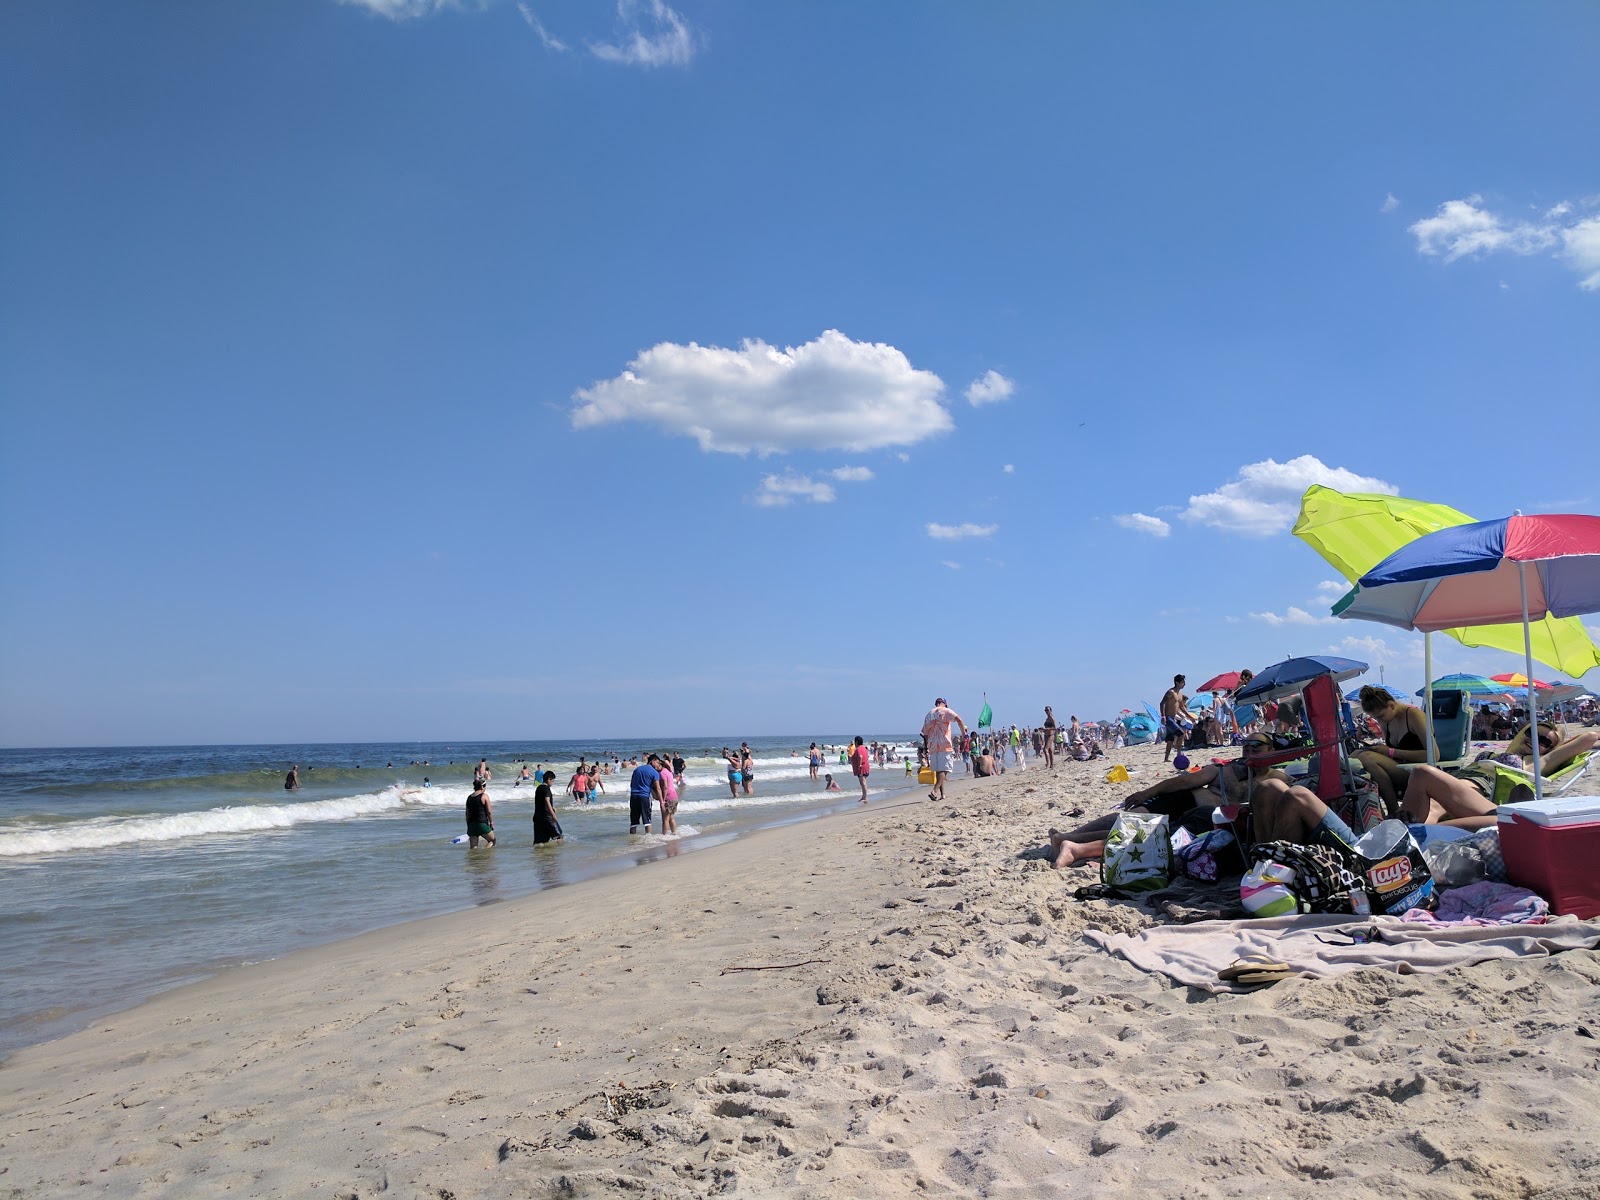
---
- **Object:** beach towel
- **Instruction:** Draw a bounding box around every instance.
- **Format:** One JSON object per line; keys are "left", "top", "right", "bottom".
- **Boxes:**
{"left": 1403, "top": 881, "right": 1549, "bottom": 926}
{"left": 1084, "top": 913, "right": 1600, "bottom": 994}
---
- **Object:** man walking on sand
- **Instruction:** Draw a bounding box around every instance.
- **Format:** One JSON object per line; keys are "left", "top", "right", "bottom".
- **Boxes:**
{"left": 921, "top": 697, "right": 969, "bottom": 802}
{"left": 1161, "top": 673, "right": 1189, "bottom": 763}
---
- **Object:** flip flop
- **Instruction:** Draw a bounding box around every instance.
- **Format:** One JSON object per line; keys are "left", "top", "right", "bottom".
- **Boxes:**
{"left": 1217, "top": 956, "right": 1295, "bottom": 983}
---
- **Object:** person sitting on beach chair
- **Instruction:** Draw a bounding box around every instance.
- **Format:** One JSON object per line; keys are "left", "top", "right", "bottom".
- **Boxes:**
{"left": 1402, "top": 721, "right": 1600, "bottom": 829}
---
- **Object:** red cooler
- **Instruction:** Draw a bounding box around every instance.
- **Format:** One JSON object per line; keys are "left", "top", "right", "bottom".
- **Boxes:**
{"left": 1497, "top": 797, "right": 1600, "bottom": 919}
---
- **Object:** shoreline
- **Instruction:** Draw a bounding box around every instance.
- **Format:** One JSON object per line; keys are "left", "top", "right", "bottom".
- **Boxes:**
{"left": 5, "top": 745, "right": 1598, "bottom": 1197}
{"left": 0, "top": 773, "right": 925, "bottom": 1063}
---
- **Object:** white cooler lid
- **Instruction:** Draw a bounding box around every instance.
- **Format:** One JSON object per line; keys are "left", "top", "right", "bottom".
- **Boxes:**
{"left": 1497, "top": 795, "right": 1600, "bottom": 827}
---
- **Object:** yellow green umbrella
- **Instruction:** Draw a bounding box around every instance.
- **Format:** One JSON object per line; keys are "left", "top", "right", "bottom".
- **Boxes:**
{"left": 1293, "top": 485, "right": 1600, "bottom": 679}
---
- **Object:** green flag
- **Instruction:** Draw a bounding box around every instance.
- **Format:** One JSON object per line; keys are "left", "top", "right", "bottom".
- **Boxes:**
{"left": 977, "top": 696, "right": 993, "bottom": 729}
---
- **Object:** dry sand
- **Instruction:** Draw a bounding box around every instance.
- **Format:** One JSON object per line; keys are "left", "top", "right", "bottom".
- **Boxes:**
{"left": 4, "top": 742, "right": 1600, "bottom": 1198}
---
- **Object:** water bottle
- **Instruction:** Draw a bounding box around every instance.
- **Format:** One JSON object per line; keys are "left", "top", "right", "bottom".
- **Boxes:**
{"left": 1349, "top": 887, "right": 1371, "bottom": 917}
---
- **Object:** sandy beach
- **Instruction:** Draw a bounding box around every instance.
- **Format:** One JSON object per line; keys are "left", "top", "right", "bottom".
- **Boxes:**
{"left": 5, "top": 741, "right": 1600, "bottom": 1199}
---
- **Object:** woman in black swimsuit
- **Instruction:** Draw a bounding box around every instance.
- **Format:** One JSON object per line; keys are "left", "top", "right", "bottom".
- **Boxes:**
{"left": 1354, "top": 685, "right": 1434, "bottom": 813}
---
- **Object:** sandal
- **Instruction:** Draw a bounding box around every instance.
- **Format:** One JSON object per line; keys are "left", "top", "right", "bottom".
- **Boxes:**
{"left": 1217, "top": 955, "right": 1296, "bottom": 985}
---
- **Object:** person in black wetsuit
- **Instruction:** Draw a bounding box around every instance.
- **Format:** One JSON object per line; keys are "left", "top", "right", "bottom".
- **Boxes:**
{"left": 1354, "top": 685, "right": 1434, "bottom": 813}
{"left": 532, "top": 771, "right": 563, "bottom": 844}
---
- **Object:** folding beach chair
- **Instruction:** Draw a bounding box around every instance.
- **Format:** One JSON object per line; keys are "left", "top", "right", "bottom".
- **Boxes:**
{"left": 1429, "top": 690, "right": 1470, "bottom": 765}
{"left": 1241, "top": 673, "right": 1385, "bottom": 834}
{"left": 1484, "top": 752, "right": 1593, "bottom": 807}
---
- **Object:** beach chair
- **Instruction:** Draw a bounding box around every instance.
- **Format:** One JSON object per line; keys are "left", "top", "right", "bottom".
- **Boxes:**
{"left": 1430, "top": 690, "right": 1469, "bottom": 764}
{"left": 1240, "top": 674, "right": 1384, "bottom": 832}
{"left": 1484, "top": 752, "right": 1593, "bottom": 807}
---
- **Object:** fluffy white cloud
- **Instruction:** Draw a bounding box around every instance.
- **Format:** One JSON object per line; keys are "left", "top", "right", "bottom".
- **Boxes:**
{"left": 964, "top": 370, "right": 1015, "bottom": 406}
{"left": 1180, "top": 456, "right": 1398, "bottom": 537}
{"left": 1381, "top": 193, "right": 1399, "bottom": 214}
{"left": 1411, "top": 195, "right": 1600, "bottom": 290}
{"left": 1114, "top": 512, "right": 1172, "bottom": 538}
{"left": 1003, "top": 464, "right": 1015, "bottom": 474}
{"left": 940, "top": 560, "right": 962, "bottom": 570}
{"left": 589, "top": 0, "right": 694, "bottom": 67}
{"left": 927, "top": 522, "right": 997, "bottom": 540}
{"left": 752, "top": 471, "right": 835, "bottom": 508}
{"left": 1250, "top": 606, "right": 1336, "bottom": 627}
{"left": 1314, "top": 579, "right": 1350, "bottom": 602}
{"left": 571, "top": 330, "right": 952, "bottom": 455}
{"left": 829, "top": 466, "right": 874, "bottom": 483}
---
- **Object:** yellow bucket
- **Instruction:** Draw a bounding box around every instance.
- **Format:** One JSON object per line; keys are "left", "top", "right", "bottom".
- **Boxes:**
{"left": 1104, "top": 764, "right": 1130, "bottom": 783}
{"left": 917, "top": 767, "right": 937, "bottom": 785}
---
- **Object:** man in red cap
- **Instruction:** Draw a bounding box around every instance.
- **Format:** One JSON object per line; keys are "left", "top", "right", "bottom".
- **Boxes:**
{"left": 920, "top": 697, "right": 969, "bottom": 802}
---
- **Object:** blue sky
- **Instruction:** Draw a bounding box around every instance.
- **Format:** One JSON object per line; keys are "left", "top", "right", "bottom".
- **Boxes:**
{"left": 2, "top": 0, "right": 1597, "bottom": 747}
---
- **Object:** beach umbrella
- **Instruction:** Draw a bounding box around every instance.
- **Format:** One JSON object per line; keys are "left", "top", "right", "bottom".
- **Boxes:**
{"left": 1198, "top": 671, "right": 1243, "bottom": 693}
{"left": 1412, "top": 673, "right": 1511, "bottom": 698}
{"left": 1187, "top": 692, "right": 1216, "bottom": 711}
{"left": 1490, "top": 672, "right": 1550, "bottom": 688}
{"left": 1235, "top": 655, "right": 1369, "bottom": 704}
{"left": 1293, "top": 486, "right": 1600, "bottom": 678}
{"left": 1354, "top": 512, "right": 1600, "bottom": 795}
{"left": 1347, "top": 683, "right": 1410, "bottom": 704}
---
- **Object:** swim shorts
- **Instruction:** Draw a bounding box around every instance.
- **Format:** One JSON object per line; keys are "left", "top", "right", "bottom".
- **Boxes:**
{"left": 630, "top": 794, "right": 653, "bottom": 827}
{"left": 929, "top": 750, "right": 955, "bottom": 774}
{"left": 466, "top": 821, "right": 494, "bottom": 838}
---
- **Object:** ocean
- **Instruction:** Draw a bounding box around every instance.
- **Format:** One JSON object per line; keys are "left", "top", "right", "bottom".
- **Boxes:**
{"left": 0, "top": 736, "right": 917, "bottom": 1059}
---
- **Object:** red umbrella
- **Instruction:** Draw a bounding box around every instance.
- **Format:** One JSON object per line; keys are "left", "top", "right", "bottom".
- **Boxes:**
{"left": 1198, "top": 671, "right": 1243, "bottom": 693}
{"left": 1490, "top": 672, "right": 1550, "bottom": 688}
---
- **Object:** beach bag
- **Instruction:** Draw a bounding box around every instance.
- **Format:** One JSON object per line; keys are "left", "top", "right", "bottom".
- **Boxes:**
{"left": 1244, "top": 841, "right": 1363, "bottom": 915}
{"left": 1101, "top": 813, "right": 1171, "bottom": 893}
{"left": 1174, "top": 828, "right": 1241, "bottom": 883}
{"left": 1352, "top": 820, "right": 1435, "bottom": 915}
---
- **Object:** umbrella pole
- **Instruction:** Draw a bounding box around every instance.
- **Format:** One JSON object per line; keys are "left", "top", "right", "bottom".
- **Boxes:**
{"left": 1519, "top": 564, "right": 1544, "bottom": 802}
{"left": 1425, "top": 632, "right": 1435, "bottom": 765}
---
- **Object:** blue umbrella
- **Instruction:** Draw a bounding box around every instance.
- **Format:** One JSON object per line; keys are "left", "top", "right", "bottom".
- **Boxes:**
{"left": 1235, "top": 655, "right": 1369, "bottom": 704}
{"left": 1346, "top": 683, "right": 1409, "bottom": 704}
{"left": 1187, "top": 691, "right": 1216, "bottom": 711}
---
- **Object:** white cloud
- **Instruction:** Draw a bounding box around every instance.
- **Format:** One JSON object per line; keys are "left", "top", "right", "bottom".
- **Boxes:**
{"left": 1114, "top": 512, "right": 1172, "bottom": 538}
{"left": 752, "top": 471, "right": 835, "bottom": 508}
{"left": 1314, "top": 579, "right": 1350, "bottom": 602}
{"left": 589, "top": 0, "right": 694, "bottom": 67}
{"left": 964, "top": 370, "right": 1015, "bottom": 406}
{"left": 571, "top": 330, "right": 952, "bottom": 455}
{"left": 1563, "top": 215, "right": 1600, "bottom": 291}
{"left": 1002, "top": 464, "right": 1015, "bottom": 474}
{"left": 1180, "top": 456, "right": 1398, "bottom": 537}
{"left": 927, "top": 522, "right": 997, "bottom": 540}
{"left": 517, "top": 3, "right": 569, "bottom": 50}
{"left": 1411, "top": 195, "right": 1600, "bottom": 290}
{"left": 940, "top": 560, "right": 962, "bottom": 570}
{"left": 1329, "top": 634, "right": 1425, "bottom": 664}
{"left": 1250, "top": 606, "right": 1336, "bottom": 627}
{"left": 338, "top": 0, "right": 454, "bottom": 17}
{"left": 896, "top": 453, "right": 911, "bottom": 463}
{"left": 829, "top": 465, "right": 874, "bottom": 483}
{"left": 1381, "top": 193, "right": 1399, "bottom": 214}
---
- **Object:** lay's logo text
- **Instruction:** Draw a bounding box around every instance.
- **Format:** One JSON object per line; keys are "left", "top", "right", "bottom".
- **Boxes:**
{"left": 1367, "top": 855, "right": 1413, "bottom": 893}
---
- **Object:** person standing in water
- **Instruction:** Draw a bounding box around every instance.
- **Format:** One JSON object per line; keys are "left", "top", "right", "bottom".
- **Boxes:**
{"left": 517, "top": 765, "right": 532, "bottom": 786}
{"left": 474, "top": 758, "right": 492, "bottom": 787}
{"left": 531, "top": 771, "right": 562, "bottom": 844}
{"left": 465, "top": 781, "right": 495, "bottom": 848}
{"left": 807, "top": 743, "right": 822, "bottom": 784}
{"left": 284, "top": 764, "right": 300, "bottom": 791}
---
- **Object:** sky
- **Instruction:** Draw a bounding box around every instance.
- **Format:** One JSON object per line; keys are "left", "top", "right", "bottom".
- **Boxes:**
{"left": 1, "top": 0, "right": 1597, "bottom": 747}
